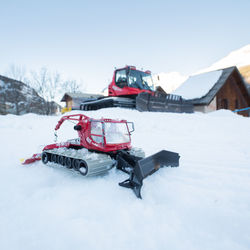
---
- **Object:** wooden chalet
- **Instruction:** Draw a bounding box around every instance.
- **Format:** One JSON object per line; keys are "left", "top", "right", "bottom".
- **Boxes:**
{"left": 174, "top": 66, "right": 250, "bottom": 117}
{"left": 61, "top": 92, "right": 103, "bottom": 110}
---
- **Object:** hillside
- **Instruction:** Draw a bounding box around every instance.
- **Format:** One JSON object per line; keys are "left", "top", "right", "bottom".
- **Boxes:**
{"left": 239, "top": 65, "right": 250, "bottom": 93}
{"left": 239, "top": 65, "right": 250, "bottom": 82}
{"left": 153, "top": 72, "right": 187, "bottom": 93}
{"left": 0, "top": 109, "right": 249, "bottom": 250}
{"left": 156, "top": 44, "right": 250, "bottom": 93}
{"left": 197, "top": 44, "right": 250, "bottom": 74}
{"left": 0, "top": 75, "right": 60, "bottom": 115}
{"left": 239, "top": 64, "right": 250, "bottom": 83}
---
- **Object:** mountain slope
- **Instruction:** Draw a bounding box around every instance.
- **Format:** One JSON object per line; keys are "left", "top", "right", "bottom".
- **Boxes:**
{"left": 0, "top": 75, "right": 60, "bottom": 115}
{"left": 157, "top": 44, "right": 250, "bottom": 93}
{"left": 153, "top": 72, "right": 187, "bottom": 93}
{"left": 239, "top": 64, "right": 250, "bottom": 83}
{"left": 197, "top": 45, "right": 250, "bottom": 74}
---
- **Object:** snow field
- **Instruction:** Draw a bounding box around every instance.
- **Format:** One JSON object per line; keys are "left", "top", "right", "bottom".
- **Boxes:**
{"left": 0, "top": 109, "right": 250, "bottom": 250}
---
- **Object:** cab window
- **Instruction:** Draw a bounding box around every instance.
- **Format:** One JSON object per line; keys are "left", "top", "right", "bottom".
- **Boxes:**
{"left": 90, "top": 121, "right": 103, "bottom": 144}
{"left": 115, "top": 69, "right": 127, "bottom": 88}
{"left": 104, "top": 122, "right": 130, "bottom": 144}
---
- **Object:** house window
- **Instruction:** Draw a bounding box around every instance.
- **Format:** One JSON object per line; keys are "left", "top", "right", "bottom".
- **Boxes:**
{"left": 221, "top": 99, "right": 228, "bottom": 109}
{"left": 235, "top": 99, "right": 239, "bottom": 109}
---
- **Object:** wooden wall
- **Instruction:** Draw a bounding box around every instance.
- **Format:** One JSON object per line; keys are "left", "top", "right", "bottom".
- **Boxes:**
{"left": 216, "top": 71, "right": 249, "bottom": 117}
{"left": 64, "top": 96, "right": 73, "bottom": 108}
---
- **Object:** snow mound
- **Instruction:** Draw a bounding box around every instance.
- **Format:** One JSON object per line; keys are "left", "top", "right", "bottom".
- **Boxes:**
{"left": 0, "top": 109, "right": 250, "bottom": 250}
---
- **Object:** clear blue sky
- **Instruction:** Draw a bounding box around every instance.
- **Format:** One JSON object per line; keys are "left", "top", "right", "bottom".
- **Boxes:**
{"left": 1, "top": 0, "right": 250, "bottom": 92}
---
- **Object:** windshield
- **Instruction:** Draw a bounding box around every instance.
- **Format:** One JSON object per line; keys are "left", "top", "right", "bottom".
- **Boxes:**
{"left": 90, "top": 121, "right": 103, "bottom": 144}
{"left": 128, "top": 70, "right": 154, "bottom": 91}
{"left": 104, "top": 122, "right": 130, "bottom": 144}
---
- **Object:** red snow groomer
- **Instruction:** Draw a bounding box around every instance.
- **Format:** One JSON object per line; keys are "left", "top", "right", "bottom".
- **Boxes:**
{"left": 79, "top": 65, "right": 193, "bottom": 113}
{"left": 23, "top": 114, "right": 180, "bottom": 198}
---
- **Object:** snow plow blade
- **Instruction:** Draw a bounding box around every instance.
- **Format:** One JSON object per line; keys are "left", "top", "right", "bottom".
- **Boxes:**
{"left": 136, "top": 92, "right": 194, "bottom": 113}
{"left": 119, "top": 150, "right": 180, "bottom": 198}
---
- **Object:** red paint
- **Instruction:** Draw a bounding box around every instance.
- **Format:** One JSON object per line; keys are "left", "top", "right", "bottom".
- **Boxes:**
{"left": 108, "top": 66, "right": 154, "bottom": 97}
{"left": 46, "top": 114, "right": 132, "bottom": 153}
{"left": 22, "top": 153, "right": 41, "bottom": 165}
{"left": 23, "top": 113, "right": 134, "bottom": 165}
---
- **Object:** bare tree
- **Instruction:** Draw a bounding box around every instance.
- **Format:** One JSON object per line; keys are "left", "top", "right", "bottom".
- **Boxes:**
{"left": 47, "top": 71, "right": 62, "bottom": 114}
{"left": 5, "top": 64, "right": 27, "bottom": 82}
{"left": 29, "top": 67, "right": 71, "bottom": 114}
{"left": 62, "top": 79, "right": 81, "bottom": 93}
{"left": 30, "top": 67, "right": 54, "bottom": 114}
{"left": 3, "top": 65, "right": 85, "bottom": 115}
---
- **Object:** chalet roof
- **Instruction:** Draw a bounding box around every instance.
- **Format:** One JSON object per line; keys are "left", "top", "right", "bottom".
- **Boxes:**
{"left": 61, "top": 92, "right": 103, "bottom": 102}
{"left": 174, "top": 66, "right": 250, "bottom": 105}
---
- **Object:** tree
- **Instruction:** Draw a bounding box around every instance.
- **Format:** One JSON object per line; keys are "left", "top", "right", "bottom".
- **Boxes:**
{"left": 4, "top": 64, "right": 85, "bottom": 115}
{"left": 30, "top": 67, "right": 62, "bottom": 115}
{"left": 62, "top": 79, "right": 81, "bottom": 93}
{"left": 5, "top": 64, "right": 28, "bottom": 82}
{"left": 30, "top": 67, "right": 49, "bottom": 100}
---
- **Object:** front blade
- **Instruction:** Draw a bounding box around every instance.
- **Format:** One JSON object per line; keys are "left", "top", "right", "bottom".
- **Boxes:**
{"left": 136, "top": 92, "right": 194, "bottom": 113}
{"left": 119, "top": 150, "right": 180, "bottom": 198}
{"left": 135, "top": 150, "right": 180, "bottom": 181}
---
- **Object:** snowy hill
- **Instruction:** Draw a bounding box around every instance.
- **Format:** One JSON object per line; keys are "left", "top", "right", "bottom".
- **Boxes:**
{"left": 153, "top": 72, "right": 187, "bottom": 93}
{"left": 0, "top": 75, "right": 60, "bottom": 115}
{"left": 239, "top": 65, "right": 250, "bottom": 94}
{"left": 197, "top": 44, "right": 250, "bottom": 74}
{"left": 156, "top": 44, "right": 250, "bottom": 93}
{"left": 0, "top": 109, "right": 249, "bottom": 250}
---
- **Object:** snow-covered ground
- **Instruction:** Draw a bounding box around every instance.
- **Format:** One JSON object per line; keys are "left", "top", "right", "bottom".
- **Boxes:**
{"left": 0, "top": 109, "right": 250, "bottom": 250}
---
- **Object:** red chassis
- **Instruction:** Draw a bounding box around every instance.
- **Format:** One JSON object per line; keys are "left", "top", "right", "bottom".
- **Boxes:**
{"left": 43, "top": 114, "right": 133, "bottom": 153}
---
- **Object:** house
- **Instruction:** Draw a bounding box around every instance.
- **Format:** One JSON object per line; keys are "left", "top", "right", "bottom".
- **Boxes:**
{"left": 174, "top": 66, "right": 250, "bottom": 117}
{"left": 61, "top": 92, "right": 103, "bottom": 110}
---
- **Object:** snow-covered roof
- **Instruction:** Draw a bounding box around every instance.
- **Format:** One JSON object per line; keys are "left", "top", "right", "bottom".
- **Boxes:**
{"left": 61, "top": 92, "right": 103, "bottom": 102}
{"left": 173, "top": 70, "right": 222, "bottom": 100}
{"left": 173, "top": 66, "right": 250, "bottom": 106}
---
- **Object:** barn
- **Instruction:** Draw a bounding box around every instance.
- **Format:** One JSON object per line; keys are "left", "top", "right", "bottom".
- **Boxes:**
{"left": 174, "top": 66, "right": 250, "bottom": 117}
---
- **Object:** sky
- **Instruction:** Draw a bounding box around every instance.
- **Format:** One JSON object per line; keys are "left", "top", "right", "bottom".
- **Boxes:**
{"left": 1, "top": 0, "right": 250, "bottom": 93}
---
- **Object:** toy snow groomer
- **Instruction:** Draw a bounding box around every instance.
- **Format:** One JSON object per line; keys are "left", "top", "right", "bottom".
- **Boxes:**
{"left": 23, "top": 114, "right": 180, "bottom": 198}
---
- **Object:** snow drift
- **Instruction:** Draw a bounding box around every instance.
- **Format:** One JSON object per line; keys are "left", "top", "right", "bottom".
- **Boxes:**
{"left": 0, "top": 109, "right": 249, "bottom": 250}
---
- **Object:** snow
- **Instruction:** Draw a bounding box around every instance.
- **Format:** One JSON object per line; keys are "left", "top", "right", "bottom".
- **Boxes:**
{"left": 0, "top": 109, "right": 250, "bottom": 250}
{"left": 196, "top": 44, "right": 250, "bottom": 74}
{"left": 21, "top": 84, "right": 35, "bottom": 99}
{"left": 0, "top": 80, "right": 5, "bottom": 88}
{"left": 153, "top": 71, "right": 188, "bottom": 93}
{"left": 155, "top": 44, "right": 250, "bottom": 94}
{"left": 173, "top": 70, "right": 222, "bottom": 100}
